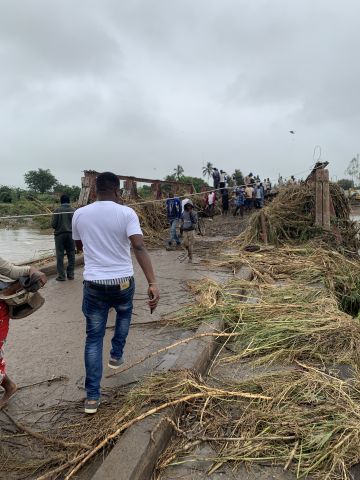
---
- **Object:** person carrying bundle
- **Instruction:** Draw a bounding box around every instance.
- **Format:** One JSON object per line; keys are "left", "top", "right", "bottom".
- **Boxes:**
{"left": 180, "top": 201, "right": 198, "bottom": 263}
{"left": 0, "top": 258, "right": 46, "bottom": 409}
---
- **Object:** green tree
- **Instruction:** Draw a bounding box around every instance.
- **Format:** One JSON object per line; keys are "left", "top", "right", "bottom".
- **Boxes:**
{"left": 232, "top": 169, "right": 245, "bottom": 186}
{"left": 0, "top": 185, "right": 13, "bottom": 203}
{"left": 181, "top": 176, "right": 208, "bottom": 192}
{"left": 54, "top": 183, "right": 81, "bottom": 202}
{"left": 173, "top": 165, "right": 184, "bottom": 180}
{"left": 24, "top": 168, "right": 58, "bottom": 193}
{"left": 202, "top": 162, "right": 214, "bottom": 181}
{"left": 337, "top": 178, "right": 354, "bottom": 191}
{"left": 164, "top": 174, "right": 207, "bottom": 193}
{"left": 345, "top": 156, "right": 360, "bottom": 186}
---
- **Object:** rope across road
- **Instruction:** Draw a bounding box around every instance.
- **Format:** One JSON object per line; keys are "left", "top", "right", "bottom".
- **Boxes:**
{"left": 0, "top": 165, "right": 317, "bottom": 221}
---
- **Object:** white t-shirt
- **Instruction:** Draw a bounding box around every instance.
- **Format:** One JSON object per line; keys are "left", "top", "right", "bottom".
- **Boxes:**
{"left": 72, "top": 201, "right": 143, "bottom": 281}
{"left": 181, "top": 198, "right": 190, "bottom": 210}
{"left": 208, "top": 192, "right": 215, "bottom": 205}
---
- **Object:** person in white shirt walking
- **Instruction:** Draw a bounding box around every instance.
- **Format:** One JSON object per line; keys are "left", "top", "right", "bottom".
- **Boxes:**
{"left": 72, "top": 172, "right": 160, "bottom": 414}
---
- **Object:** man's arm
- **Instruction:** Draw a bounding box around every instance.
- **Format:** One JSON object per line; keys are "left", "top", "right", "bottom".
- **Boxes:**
{"left": 72, "top": 213, "right": 82, "bottom": 253}
{"left": 75, "top": 240, "right": 83, "bottom": 252}
{"left": 129, "top": 234, "right": 160, "bottom": 311}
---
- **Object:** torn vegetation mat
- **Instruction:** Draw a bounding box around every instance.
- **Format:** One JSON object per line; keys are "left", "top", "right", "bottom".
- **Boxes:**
{"left": 0, "top": 371, "right": 267, "bottom": 480}
{"left": 155, "top": 364, "right": 360, "bottom": 479}
{"left": 211, "top": 242, "right": 360, "bottom": 316}
{"left": 167, "top": 279, "right": 360, "bottom": 371}
{"left": 156, "top": 274, "right": 360, "bottom": 478}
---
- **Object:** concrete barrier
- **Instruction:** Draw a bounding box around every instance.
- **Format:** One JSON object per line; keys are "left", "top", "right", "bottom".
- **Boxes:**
{"left": 37, "top": 254, "right": 84, "bottom": 277}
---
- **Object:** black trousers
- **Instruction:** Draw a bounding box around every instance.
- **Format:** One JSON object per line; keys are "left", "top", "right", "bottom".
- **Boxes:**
{"left": 233, "top": 205, "right": 244, "bottom": 217}
{"left": 55, "top": 233, "right": 75, "bottom": 279}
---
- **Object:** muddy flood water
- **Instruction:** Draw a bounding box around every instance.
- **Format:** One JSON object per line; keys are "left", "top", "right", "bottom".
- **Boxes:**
{"left": 0, "top": 227, "right": 55, "bottom": 263}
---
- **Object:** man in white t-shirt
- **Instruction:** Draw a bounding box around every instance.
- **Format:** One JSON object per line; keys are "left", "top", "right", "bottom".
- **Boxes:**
{"left": 207, "top": 191, "right": 216, "bottom": 217}
{"left": 72, "top": 172, "right": 160, "bottom": 414}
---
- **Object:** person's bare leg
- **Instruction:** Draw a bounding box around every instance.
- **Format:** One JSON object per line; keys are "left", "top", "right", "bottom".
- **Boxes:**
{"left": 188, "top": 234, "right": 194, "bottom": 263}
{"left": 0, "top": 375, "right": 17, "bottom": 409}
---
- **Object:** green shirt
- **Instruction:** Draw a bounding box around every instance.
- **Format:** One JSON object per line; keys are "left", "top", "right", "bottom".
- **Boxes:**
{"left": 52, "top": 203, "right": 75, "bottom": 236}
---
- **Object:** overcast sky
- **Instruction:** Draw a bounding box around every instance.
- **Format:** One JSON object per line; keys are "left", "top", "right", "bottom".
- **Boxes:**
{"left": 0, "top": 0, "right": 357, "bottom": 187}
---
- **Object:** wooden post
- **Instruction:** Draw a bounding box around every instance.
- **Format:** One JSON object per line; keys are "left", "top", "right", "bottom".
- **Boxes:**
{"left": 260, "top": 211, "right": 268, "bottom": 245}
{"left": 314, "top": 169, "right": 330, "bottom": 230}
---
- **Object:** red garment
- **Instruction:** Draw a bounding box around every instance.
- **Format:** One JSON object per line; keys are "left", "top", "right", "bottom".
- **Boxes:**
{"left": 0, "top": 301, "right": 9, "bottom": 382}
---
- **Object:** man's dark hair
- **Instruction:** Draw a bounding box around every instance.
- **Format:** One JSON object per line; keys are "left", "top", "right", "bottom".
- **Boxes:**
{"left": 96, "top": 172, "right": 120, "bottom": 193}
{"left": 60, "top": 194, "right": 70, "bottom": 204}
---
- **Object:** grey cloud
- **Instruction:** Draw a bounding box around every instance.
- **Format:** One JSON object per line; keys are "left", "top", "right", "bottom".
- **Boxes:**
{"left": 0, "top": 0, "right": 358, "bottom": 187}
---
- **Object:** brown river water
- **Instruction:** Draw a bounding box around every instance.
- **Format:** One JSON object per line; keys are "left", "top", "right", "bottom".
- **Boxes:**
{"left": 0, "top": 228, "right": 55, "bottom": 263}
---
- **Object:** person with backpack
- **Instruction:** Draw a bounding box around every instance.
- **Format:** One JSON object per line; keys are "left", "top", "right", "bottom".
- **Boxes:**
{"left": 166, "top": 192, "right": 182, "bottom": 249}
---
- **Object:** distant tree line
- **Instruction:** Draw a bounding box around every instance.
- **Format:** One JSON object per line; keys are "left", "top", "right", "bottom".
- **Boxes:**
{"left": 0, "top": 168, "right": 81, "bottom": 204}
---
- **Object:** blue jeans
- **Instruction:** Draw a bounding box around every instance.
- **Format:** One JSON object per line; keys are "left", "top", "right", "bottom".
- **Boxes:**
{"left": 82, "top": 279, "right": 135, "bottom": 400}
{"left": 168, "top": 218, "right": 180, "bottom": 245}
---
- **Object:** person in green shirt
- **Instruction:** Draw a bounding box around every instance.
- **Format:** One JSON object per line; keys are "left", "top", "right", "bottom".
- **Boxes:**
{"left": 52, "top": 194, "right": 76, "bottom": 281}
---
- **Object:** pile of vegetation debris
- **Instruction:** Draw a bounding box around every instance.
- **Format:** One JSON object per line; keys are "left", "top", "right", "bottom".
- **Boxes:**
{"left": 152, "top": 185, "right": 360, "bottom": 478}
{"left": 212, "top": 242, "right": 360, "bottom": 316}
{"left": 3, "top": 179, "right": 360, "bottom": 480}
{"left": 240, "top": 182, "right": 359, "bottom": 253}
{"left": 156, "top": 259, "right": 360, "bottom": 478}
{"left": 131, "top": 201, "right": 168, "bottom": 247}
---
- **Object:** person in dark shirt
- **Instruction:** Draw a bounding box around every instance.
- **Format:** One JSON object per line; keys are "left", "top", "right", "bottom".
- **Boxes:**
{"left": 180, "top": 201, "right": 198, "bottom": 263}
{"left": 221, "top": 189, "right": 229, "bottom": 215}
{"left": 233, "top": 187, "right": 245, "bottom": 217}
{"left": 165, "top": 192, "right": 182, "bottom": 249}
{"left": 212, "top": 168, "right": 220, "bottom": 189}
{"left": 52, "top": 194, "right": 76, "bottom": 281}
